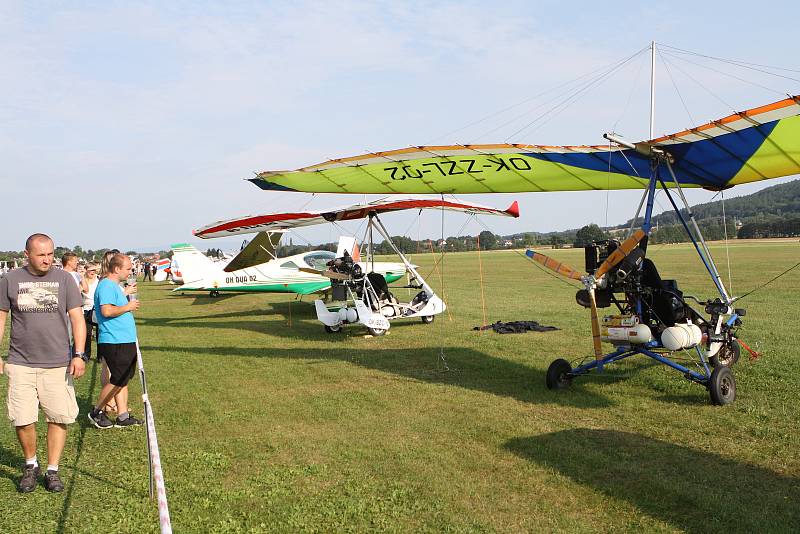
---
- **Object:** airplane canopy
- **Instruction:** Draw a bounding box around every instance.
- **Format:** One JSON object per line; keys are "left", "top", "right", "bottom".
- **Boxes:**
{"left": 195, "top": 198, "right": 519, "bottom": 239}
{"left": 249, "top": 96, "right": 800, "bottom": 194}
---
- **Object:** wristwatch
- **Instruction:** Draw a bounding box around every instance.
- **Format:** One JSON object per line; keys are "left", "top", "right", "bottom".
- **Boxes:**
{"left": 73, "top": 351, "right": 89, "bottom": 362}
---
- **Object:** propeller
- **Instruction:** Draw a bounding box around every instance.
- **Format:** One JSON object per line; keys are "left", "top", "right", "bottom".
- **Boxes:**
{"left": 593, "top": 230, "right": 646, "bottom": 280}
{"left": 525, "top": 250, "right": 583, "bottom": 280}
{"left": 525, "top": 229, "right": 647, "bottom": 360}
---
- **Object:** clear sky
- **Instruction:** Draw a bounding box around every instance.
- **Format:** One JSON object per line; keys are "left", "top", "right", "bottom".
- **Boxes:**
{"left": 2, "top": 1, "right": 799, "bottom": 252}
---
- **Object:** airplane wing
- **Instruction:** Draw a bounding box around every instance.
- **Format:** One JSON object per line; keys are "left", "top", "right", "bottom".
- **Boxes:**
{"left": 223, "top": 231, "right": 282, "bottom": 272}
{"left": 195, "top": 198, "right": 519, "bottom": 239}
{"left": 248, "top": 96, "right": 800, "bottom": 194}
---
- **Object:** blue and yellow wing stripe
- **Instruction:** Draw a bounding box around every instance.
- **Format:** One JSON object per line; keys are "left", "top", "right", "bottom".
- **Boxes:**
{"left": 250, "top": 96, "right": 800, "bottom": 194}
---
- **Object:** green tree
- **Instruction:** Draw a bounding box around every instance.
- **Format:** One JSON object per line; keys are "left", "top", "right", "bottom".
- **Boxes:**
{"left": 549, "top": 235, "right": 565, "bottom": 249}
{"left": 523, "top": 232, "right": 538, "bottom": 247}
{"left": 573, "top": 224, "right": 607, "bottom": 247}
{"left": 478, "top": 230, "right": 498, "bottom": 250}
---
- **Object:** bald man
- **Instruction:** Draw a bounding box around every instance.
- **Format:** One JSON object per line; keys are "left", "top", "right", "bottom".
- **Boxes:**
{"left": 0, "top": 233, "right": 87, "bottom": 493}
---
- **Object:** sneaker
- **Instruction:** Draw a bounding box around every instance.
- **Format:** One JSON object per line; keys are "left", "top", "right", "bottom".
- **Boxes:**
{"left": 115, "top": 415, "right": 143, "bottom": 428}
{"left": 18, "top": 464, "right": 40, "bottom": 493}
{"left": 44, "top": 470, "right": 64, "bottom": 492}
{"left": 88, "top": 408, "right": 114, "bottom": 429}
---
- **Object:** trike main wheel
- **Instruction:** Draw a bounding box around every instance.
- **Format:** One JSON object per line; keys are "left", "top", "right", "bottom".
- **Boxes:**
{"left": 546, "top": 359, "right": 573, "bottom": 390}
{"left": 709, "top": 366, "right": 736, "bottom": 405}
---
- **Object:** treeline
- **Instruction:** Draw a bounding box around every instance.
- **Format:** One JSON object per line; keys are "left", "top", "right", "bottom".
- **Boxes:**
{"left": 0, "top": 246, "right": 173, "bottom": 263}
{"left": 271, "top": 228, "right": 603, "bottom": 256}
{"left": 737, "top": 215, "right": 800, "bottom": 239}
{"left": 617, "top": 179, "right": 800, "bottom": 231}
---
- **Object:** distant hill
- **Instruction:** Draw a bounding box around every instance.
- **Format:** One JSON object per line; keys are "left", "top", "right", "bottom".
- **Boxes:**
{"left": 616, "top": 178, "right": 800, "bottom": 229}
{"left": 502, "top": 178, "right": 800, "bottom": 246}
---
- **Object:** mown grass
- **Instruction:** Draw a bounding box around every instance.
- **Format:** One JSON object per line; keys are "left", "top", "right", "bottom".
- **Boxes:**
{"left": 1, "top": 240, "right": 799, "bottom": 533}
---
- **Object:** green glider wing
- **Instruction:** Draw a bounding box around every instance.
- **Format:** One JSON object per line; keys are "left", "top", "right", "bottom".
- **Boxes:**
{"left": 250, "top": 96, "right": 800, "bottom": 194}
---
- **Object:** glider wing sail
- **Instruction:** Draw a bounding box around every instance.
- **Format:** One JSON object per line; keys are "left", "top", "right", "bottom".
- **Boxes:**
{"left": 195, "top": 198, "right": 519, "bottom": 239}
{"left": 250, "top": 96, "right": 800, "bottom": 194}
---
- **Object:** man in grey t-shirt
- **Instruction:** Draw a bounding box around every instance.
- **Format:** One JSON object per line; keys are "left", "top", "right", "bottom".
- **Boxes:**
{"left": 0, "top": 233, "right": 87, "bottom": 493}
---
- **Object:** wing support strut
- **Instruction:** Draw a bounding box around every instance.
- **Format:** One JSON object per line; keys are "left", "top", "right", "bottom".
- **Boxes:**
{"left": 368, "top": 213, "right": 437, "bottom": 299}
{"left": 661, "top": 160, "right": 732, "bottom": 304}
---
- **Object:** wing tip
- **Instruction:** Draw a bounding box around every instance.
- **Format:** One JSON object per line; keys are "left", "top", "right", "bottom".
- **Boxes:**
{"left": 248, "top": 178, "right": 298, "bottom": 192}
{"left": 506, "top": 200, "right": 520, "bottom": 218}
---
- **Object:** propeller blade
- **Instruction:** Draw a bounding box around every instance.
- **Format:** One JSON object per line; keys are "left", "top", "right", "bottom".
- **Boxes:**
{"left": 525, "top": 250, "right": 583, "bottom": 281}
{"left": 593, "top": 229, "right": 646, "bottom": 280}
{"left": 299, "top": 267, "right": 351, "bottom": 281}
{"left": 588, "top": 288, "right": 603, "bottom": 360}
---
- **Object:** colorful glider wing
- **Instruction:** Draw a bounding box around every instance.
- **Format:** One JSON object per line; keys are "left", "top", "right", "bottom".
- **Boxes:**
{"left": 250, "top": 96, "right": 800, "bottom": 194}
{"left": 195, "top": 198, "right": 519, "bottom": 239}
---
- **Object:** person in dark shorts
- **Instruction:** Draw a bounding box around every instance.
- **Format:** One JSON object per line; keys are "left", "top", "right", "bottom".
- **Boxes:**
{"left": 87, "top": 253, "right": 143, "bottom": 429}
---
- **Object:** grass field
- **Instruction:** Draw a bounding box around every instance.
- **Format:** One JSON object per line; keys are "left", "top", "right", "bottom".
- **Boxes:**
{"left": 1, "top": 240, "right": 799, "bottom": 533}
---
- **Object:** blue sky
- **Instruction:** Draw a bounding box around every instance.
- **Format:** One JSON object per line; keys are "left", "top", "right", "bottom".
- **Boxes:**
{"left": 2, "top": 1, "right": 798, "bottom": 252}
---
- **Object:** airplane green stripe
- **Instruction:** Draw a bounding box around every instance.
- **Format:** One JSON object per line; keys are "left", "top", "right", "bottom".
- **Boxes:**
{"left": 174, "top": 273, "right": 405, "bottom": 296}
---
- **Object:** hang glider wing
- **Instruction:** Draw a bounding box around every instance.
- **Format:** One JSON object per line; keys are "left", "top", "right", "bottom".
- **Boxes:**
{"left": 195, "top": 198, "right": 519, "bottom": 239}
{"left": 250, "top": 96, "right": 800, "bottom": 194}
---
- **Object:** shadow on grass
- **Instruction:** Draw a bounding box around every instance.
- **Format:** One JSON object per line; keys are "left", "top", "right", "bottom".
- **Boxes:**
{"left": 505, "top": 429, "right": 800, "bottom": 533}
{"left": 0, "top": 442, "right": 24, "bottom": 487}
{"left": 137, "top": 300, "right": 505, "bottom": 337}
{"left": 139, "top": 344, "right": 614, "bottom": 408}
{"left": 56, "top": 360, "right": 141, "bottom": 532}
{"left": 56, "top": 358, "right": 100, "bottom": 533}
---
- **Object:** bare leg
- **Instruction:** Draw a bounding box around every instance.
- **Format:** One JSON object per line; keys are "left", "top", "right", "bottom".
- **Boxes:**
{"left": 46, "top": 423, "right": 67, "bottom": 467}
{"left": 101, "top": 360, "right": 109, "bottom": 387}
{"left": 114, "top": 386, "right": 129, "bottom": 415}
{"left": 95, "top": 383, "right": 122, "bottom": 412}
{"left": 100, "top": 362, "right": 116, "bottom": 411}
{"left": 15, "top": 424, "right": 37, "bottom": 459}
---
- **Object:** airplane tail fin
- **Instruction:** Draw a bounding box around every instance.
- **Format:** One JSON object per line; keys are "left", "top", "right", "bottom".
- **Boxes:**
{"left": 169, "top": 243, "right": 219, "bottom": 285}
{"left": 336, "top": 236, "right": 361, "bottom": 261}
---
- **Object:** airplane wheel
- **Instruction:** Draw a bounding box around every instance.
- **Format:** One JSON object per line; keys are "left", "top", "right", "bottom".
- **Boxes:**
{"left": 367, "top": 327, "right": 386, "bottom": 337}
{"left": 210, "top": 290, "right": 220, "bottom": 298}
{"left": 708, "top": 366, "right": 736, "bottom": 405}
{"left": 421, "top": 315, "right": 435, "bottom": 324}
{"left": 710, "top": 340, "right": 740, "bottom": 367}
{"left": 324, "top": 324, "right": 342, "bottom": 333}
{"left": 546, "top": 359, "right": 573, "bottom": 390}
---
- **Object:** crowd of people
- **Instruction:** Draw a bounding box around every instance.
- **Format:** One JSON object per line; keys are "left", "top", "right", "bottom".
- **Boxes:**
{"left": 0, "top": 234, "right": 147, "bottom": 493}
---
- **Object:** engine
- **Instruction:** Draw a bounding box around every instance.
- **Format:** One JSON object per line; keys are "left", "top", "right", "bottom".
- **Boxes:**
{"left": 327, "top": 252, "right": 363, "bottom": 301}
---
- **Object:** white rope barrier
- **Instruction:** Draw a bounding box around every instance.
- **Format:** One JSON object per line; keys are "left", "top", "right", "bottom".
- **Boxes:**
{"left": 136, "top": 341, "right": 173, "bottom": 534}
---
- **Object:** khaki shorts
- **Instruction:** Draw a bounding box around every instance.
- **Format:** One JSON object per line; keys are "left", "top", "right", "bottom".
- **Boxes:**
{"left": 5, "top": 364, "right": 78, "bottom": 426}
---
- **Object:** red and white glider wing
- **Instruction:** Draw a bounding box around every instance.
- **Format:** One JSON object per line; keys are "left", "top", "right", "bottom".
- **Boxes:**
{"left": 194, "top": 198, "right": 519, "bottom": 239}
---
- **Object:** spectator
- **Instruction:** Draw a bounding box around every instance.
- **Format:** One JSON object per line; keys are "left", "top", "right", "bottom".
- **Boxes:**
{"left": 61, "top": 252, "right": 81, "bottom": 288}
{"left": 88, "top": 253, "right": 143, "bottom": 429}
{"left": 95, "top": 249, "right": 123, "bottom": 413}
{"left": 142, "top": 261, "right": 152, "bottom": 282}
{"left": 99, "top": 249, "right": 120, "bottom": 279}
{"left": 0, "top": 233, "right": 87, "bottom": 493}
{"left": 80, "top": 263, "right": 100, "bottom": 360}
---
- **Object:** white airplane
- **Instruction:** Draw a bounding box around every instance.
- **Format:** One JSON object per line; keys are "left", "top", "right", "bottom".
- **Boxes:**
{"left": 170, "top": 234, "right": 407, "bottom": 297}
{"left": 194, "top": 197, "right": 519, "bottom": 335}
